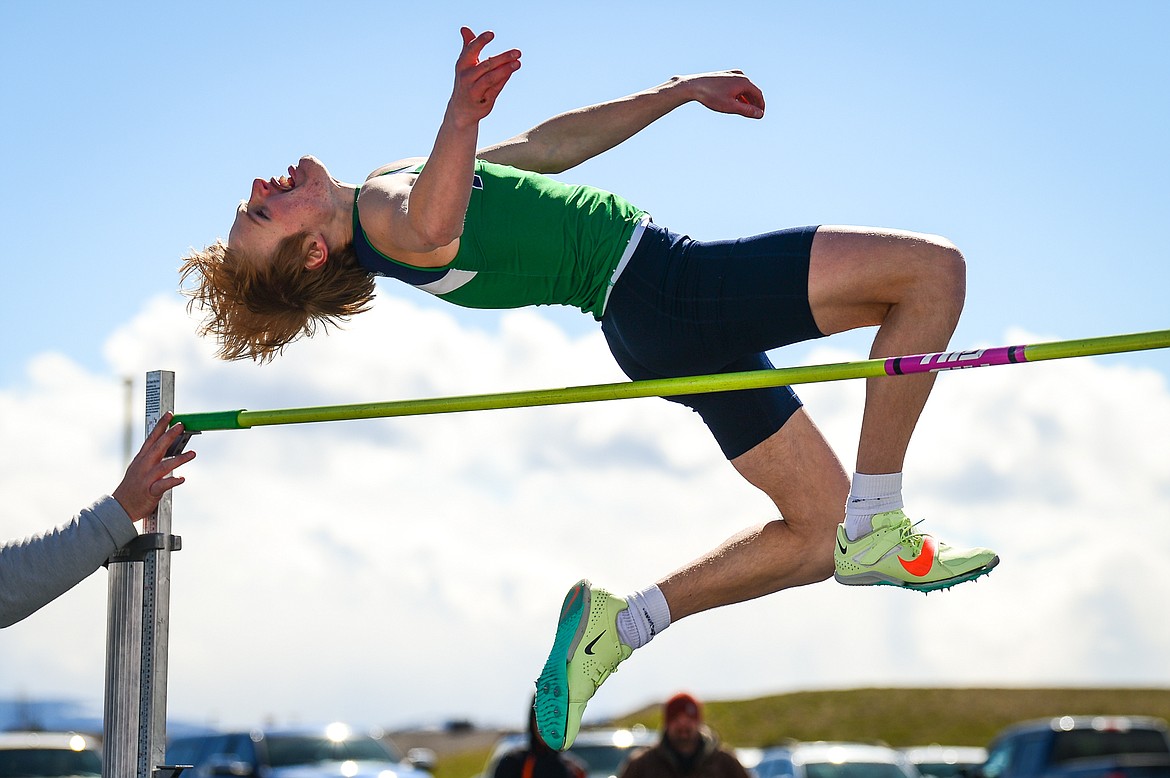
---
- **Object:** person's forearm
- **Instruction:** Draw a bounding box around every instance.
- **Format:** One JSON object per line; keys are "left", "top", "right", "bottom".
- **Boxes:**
{"left": 0, "top": 496, "right": 136, "bottom": 628}
{"left": 481, "top": 77, "right": 695, "bottom": 173}
{"left": 407, "top": 108, "right": 481, "bottom": 248}
{"left": 405, "top": 27, "right": 520, "bottom": 251}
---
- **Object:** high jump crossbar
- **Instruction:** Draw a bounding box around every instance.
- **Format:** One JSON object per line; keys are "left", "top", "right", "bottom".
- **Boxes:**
{"left": 172, "top": 328, "right": 1170, "bottom": 433}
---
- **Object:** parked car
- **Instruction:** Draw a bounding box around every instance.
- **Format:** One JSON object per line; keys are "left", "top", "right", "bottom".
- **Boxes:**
{"left": 753, "top": 741, "right": 921, "bottom": 778}
{"left": 901, "top": 746, "right": 987, "bottom": 778}
{"left": 482, "top": 727, "right": 657, "bottom": 778}
{"left": 165, "top": 723, "right": 434, "bottom": 778}
{"left": 0, "top": 730, "right": 102, "bottom": 777}
{"left": 978, "top": 715, "right": 1170, "bottom": 778}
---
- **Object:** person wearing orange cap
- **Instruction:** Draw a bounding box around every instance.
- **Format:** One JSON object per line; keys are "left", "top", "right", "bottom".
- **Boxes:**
{"left": 619, "top": 693, "right": 749, "bottom": 778}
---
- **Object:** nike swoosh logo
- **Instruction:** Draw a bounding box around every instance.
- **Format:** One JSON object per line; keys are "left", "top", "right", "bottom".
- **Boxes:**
{"left": 899, "top": 536, "right": 936, "bottom": 577}
{"left": 584, "top": 632, "right": 606, "bottom": 655}
{"left": 837, "top": 537, "right": 848, "bottom": 555}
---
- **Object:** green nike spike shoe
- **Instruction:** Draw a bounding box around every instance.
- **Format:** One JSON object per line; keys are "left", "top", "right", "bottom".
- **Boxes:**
{"left": 534, "top": 580, "right": 633, "bottom": 751}
{"left": 834, "top": 509, "right": 999, "bottom": 592}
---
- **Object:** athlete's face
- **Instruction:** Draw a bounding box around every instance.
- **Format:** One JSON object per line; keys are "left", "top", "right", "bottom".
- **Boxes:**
{"left": 227, "top": 155, "right": 339, "bottom": 263}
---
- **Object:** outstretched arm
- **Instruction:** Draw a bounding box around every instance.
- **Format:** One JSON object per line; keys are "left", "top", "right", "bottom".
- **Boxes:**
{"left": 477, "top": 70, "right": 765, "bottom": 174}
{"left": 359, "top": 27, "right": 521, "bottom": 265}
{"left": 1, "top": 414, "right": 195, "bottom": 628}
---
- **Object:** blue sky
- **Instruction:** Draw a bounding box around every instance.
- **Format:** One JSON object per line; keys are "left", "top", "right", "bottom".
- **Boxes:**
{"left": 2, "top": 1, "right": 1167, "bottom": 382}
{"left": 1, "top": 1, "right": 1169, "bottom": 735}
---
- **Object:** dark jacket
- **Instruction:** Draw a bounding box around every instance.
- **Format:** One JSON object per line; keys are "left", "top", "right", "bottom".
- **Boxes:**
{"left": 494, "top": 748, "right": 586, "bottom": 778}
{"left": 620, "top": 730, "right": 750, "bottom": 778}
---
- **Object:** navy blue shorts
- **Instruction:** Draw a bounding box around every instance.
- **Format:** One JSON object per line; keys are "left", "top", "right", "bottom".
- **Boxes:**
{"left": 601, "top": 222, "right": 825, "bottom": 460}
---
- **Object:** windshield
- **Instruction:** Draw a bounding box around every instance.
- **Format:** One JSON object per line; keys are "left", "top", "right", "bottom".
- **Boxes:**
{"left": 265, "top": 735, "right": 395, "bottom": 767}
{"left": 569, "top": 744, "right": 640, "bottom": 776}
{"left": 804, "top": 763, "right": 909, "bottom": 778}
{"left": 0, "top": 748, "right": 102, "bottom": 777}
{"left": 915, "top": 763, "right": 974, "bottom": 778}
{"left": 1049, "top": 729, "right": 1170, "bottom": 763}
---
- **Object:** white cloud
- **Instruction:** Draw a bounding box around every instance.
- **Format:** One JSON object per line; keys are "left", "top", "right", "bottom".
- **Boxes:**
{"left": 2, "top": 295, "right": 1169, "bottom": 733}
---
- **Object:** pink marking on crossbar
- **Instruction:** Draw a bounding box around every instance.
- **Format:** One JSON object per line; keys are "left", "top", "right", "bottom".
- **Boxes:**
{"left": 885, "top": 345, "right": 1028, "bottom": 376}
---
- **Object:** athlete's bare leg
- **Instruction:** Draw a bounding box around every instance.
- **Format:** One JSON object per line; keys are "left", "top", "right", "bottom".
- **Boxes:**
{"left": 658, "top": 408, "right": 847, "bottom": 620}
{"left": 809, "top": 226, "right": 966, "bottom": 474}
{"left": 658, "top": 226, "right": 966, "bottom": 620}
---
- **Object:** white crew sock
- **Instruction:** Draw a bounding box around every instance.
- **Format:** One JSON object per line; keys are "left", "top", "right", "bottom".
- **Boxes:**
{"left": 615, "top": 585, "right": 671, "bottom": 650}
{"left": 844, "top": 472, "right": 904, "bottom": 540}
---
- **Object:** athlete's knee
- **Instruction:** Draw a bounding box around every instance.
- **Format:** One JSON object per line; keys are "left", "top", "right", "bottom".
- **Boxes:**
{"left": 803, "top": 551, "right": 836, "bottom": 585}
{"left": 796, "top": 547, "right": 835, "bottom": 587}
{"left": 917, "top": 233, "right": 967, "bottom": 312}
{"left": 936, "top": 236, "right": 966, "bottom": 286}
{"left": 761, "top": 515, "right": 837, "bottom": 586}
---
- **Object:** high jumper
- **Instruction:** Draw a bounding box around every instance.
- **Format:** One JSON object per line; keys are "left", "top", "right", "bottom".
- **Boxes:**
{"left": 182, "top": 25, "right": 999, "bottom": 751}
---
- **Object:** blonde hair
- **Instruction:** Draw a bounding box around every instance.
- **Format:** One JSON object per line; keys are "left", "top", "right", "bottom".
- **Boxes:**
{"left": 180, "top": 232, "right": 376, "bottom": 362}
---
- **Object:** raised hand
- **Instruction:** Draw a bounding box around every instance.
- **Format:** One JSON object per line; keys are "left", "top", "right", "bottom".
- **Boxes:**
{"left": 447, "top": 26, "right": 522, "bottom": 127}
{"left": 111, "top": 412, "right": 197, "bottom": 522}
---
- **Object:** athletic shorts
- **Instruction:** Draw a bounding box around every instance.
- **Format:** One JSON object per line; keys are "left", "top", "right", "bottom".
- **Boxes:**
{"left": 601, "top": 222, "right": 825, "bottom": 460}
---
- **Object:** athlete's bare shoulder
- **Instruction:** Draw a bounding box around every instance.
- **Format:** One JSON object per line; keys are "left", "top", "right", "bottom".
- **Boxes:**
{"left": 366, "top": 157, "right": 428, "bottom": 180}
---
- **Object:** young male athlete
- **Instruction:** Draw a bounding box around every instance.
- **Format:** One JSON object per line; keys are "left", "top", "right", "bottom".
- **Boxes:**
{"left": 182, "top": 27, "right": 998, "bottom": 752}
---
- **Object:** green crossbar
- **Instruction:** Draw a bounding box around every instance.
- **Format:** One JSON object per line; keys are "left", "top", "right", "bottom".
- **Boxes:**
{"left": 171, "top": 328, "right": 1170, "bottom": 433}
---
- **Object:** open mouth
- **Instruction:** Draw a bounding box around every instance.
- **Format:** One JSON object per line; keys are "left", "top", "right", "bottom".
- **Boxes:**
{"left": 270, "top": 165, "right": 297, "bottom": 192}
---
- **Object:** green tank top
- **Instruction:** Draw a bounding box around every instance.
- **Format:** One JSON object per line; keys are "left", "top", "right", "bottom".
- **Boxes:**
{"left": 351, "top": 160, "right": 648, "bottom": 319}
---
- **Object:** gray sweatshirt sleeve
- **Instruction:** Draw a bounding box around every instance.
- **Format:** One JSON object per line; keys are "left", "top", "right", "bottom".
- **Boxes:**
{"left": 0, "top": 495, "right": 138, "bottom": 628}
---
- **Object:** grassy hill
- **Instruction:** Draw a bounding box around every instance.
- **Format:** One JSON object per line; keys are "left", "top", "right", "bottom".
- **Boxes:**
{"left": 612, "top": 687, "right": 1170, "bottom": 748}
{"left": 427, "top": 687, "right": 1170, "bottom": 778}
